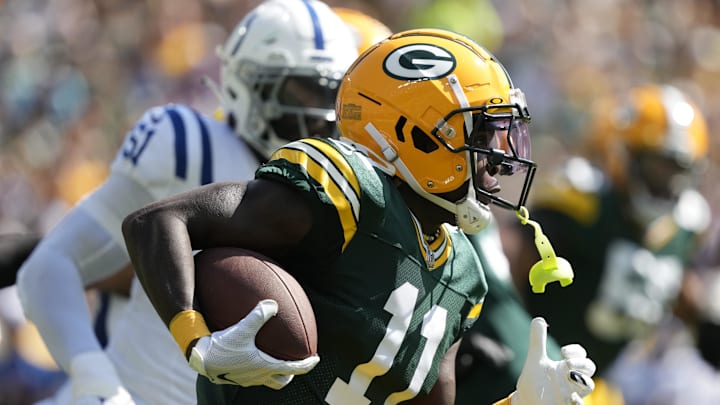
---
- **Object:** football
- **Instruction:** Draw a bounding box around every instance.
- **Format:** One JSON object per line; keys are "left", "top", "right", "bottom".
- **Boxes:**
{"left": 193, "top": 247, "right": 317, "bottom": 361}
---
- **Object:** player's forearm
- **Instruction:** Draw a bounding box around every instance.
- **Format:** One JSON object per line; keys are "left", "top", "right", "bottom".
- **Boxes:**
{"left": 123, "top": 182, "right": 251, "bottom": 326}
{"left": 123, "top": 204, "right": 197, "bottom": 326}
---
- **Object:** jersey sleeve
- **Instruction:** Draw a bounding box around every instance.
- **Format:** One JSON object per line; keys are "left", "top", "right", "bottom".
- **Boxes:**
{"left": 256, "top": 138, "right": 383, "bottom": 253}
{"left": 16, "top": 207, "right": 131, "bottom": 371}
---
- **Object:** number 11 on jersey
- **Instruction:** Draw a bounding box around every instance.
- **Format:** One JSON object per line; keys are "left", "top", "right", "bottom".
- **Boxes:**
{"left": 325, "top": 282, "right": 448, "bottom": 405}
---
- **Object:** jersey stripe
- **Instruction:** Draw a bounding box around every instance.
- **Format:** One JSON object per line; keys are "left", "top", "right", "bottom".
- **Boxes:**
{"left": 165, "top": 106, "right": 188, "bottom": 180}
{"left": 301, "top": 138, "right": 362, "bottom": 199}
{"left": 191, "top": 109, "right": 214, "bottom": 185}
{"left": 467, "top": 303, "right": 483, "bottom": 319}
{"left": 272, "top": 141, "right": 360, "bottom": 250}
{"left": 294, "top": 138, "right": 361, "bottom": 219}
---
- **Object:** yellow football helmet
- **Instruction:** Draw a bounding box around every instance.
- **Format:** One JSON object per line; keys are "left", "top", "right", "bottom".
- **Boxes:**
{"left": 336, "top": 28, "right": 535, "bottom": 233}
{"left": 586, "top": 84, "right": 709, "bottom": 227}
{"left": 588, "top": 84, "right": 708, "bottom": 192}
{"left": 624, "top": 85, "right": 708, "bottom": 163}
{"left": 333, "top": 7, "right": 392, "bottom": 53}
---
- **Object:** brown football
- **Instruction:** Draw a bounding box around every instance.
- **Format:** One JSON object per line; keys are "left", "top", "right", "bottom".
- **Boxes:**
{"left": 194, "top": 247, "right": 317, "bottom": 361}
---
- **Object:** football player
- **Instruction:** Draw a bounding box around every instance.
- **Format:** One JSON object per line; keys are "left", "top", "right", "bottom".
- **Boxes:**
{"left": 15, "top": 0, "right": 357, "bottom": 403}
{"left": 123, "top": 28, "right": 596, "bottom": 404}
{"left": 330, "top": 10, "right": 619, "bottom": 405}
{"left": 509, "top": 84, "right": 711, "bottom": 373}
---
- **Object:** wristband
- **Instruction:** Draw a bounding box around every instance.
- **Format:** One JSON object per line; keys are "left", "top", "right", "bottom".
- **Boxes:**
{"left": 169, "top": 310, "right": 211, "bottom": 358}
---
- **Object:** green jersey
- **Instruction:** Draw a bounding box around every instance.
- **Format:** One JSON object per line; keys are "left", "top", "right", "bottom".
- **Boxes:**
{"left": 197, "top": 138, "right": 488, "bottom": 404}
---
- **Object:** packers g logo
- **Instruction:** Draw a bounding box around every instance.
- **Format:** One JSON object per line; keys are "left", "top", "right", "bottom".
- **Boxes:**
{"left": 383, "top": 44, "right": 456, "bottom": 80}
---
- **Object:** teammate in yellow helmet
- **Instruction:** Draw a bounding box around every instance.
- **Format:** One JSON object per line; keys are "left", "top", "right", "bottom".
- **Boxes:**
{"left": 510, "top": 84, "right": 711, "bottom": 377}
{"left": 333, "top": 7, "right": 392, "bottom": 55}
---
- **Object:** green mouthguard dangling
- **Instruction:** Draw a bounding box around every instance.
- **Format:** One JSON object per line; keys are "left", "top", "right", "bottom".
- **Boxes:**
{"left": 516, "top": 206, "right": 574, "bottom": 293}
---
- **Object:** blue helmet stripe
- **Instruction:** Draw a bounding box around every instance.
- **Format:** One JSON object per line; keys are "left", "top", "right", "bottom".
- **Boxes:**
{"left": 230, "top": 12, "right": 259, "bottom": 56}
{"left": 301, "top": 0, "right": 324, "bottom": 49}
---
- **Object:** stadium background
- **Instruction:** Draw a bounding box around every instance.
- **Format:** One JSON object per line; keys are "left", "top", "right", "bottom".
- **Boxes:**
{"left": 0, "top": 0, "right": 719, "bottom": 403}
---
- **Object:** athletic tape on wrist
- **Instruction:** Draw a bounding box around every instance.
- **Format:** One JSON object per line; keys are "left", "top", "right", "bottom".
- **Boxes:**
{"left": 169, "top": 310, "right": 211, "bottom": 356}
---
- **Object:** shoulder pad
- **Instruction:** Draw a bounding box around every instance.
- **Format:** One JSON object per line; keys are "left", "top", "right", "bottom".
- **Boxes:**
{"left": 264, "top": 138, "right": 386, "bottom": 251}
{"left": 110, "top": 104, "right": 218, "bottom": 199}
{"left": 267, "top": 138, "right": 362, "bottom": 250}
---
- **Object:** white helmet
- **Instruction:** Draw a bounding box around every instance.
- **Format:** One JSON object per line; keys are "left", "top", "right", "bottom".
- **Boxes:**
{"left": 211, "top": 0, "right": 358, "bottom": 159}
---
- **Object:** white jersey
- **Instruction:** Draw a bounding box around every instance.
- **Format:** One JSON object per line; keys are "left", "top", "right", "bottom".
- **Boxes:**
{"left": 19, "top": 104, "right": 260, "bottom": 405}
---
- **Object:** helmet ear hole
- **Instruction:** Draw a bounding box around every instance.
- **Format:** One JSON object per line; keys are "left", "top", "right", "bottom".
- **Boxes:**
{"left": 227, "top": 113, "right": 237, "bottom": 130}
{"left": 227, "top": 88, "right": 237, "bottom": 100}
{"left": 411, "top": 126, "right": 439, "bottom": 153}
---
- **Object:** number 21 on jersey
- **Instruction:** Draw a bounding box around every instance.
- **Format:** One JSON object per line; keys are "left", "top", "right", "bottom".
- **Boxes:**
{"left": 122, "top": 110, "right": 163, "bottom": 164}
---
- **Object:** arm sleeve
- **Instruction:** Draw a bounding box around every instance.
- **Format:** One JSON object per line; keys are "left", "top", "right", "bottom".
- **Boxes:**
{"left": 16, "top": 104, "right": 207, "bottom": 372}
{"left": 16, "top": 172, "right": 155, "bottom": 372}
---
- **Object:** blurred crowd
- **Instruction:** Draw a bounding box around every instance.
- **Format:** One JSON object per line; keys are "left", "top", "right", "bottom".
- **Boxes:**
{"left": 1, "top": 0, "right": 720, "bottom": 403}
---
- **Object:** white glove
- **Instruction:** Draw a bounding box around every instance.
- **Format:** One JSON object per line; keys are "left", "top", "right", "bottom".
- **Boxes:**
{"left": 511, "top": 317, "right": 595, "bottom": 405}
{"left": 188, "top": 299, "right": 320, "bottom": 390}
{"left": 69, "top": 351, "right": 135, "bottom": 405}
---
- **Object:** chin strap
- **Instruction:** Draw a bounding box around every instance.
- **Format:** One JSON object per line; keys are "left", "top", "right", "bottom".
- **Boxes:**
{"left": 515, "top": 206, "right": 574, "bottom": 293}
{"left": 454, "top": 186, "right": 492, "bottom": 234}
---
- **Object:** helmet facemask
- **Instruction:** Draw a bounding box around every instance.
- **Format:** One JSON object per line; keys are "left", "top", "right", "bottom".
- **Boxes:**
{"left": 432, "top": 99, "right": 537, "bottom": 213}
{"left": 239, "top": 63, "right": 342, "bottom": 142}
{"left": 226, "top": 60, "right": 345, "bottom": 157}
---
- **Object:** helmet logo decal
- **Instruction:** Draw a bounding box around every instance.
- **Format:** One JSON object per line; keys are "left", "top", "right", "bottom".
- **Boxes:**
{"left": 383, "top": 44, "right": 456, "bottom": 80}
{"left": 341, "top": 103, "right": 362, "bottom": 120}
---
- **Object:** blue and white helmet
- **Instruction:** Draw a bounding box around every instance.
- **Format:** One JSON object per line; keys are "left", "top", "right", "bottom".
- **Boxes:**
{"left": 213, "top": 0, "right": 358, "bottom": 159}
